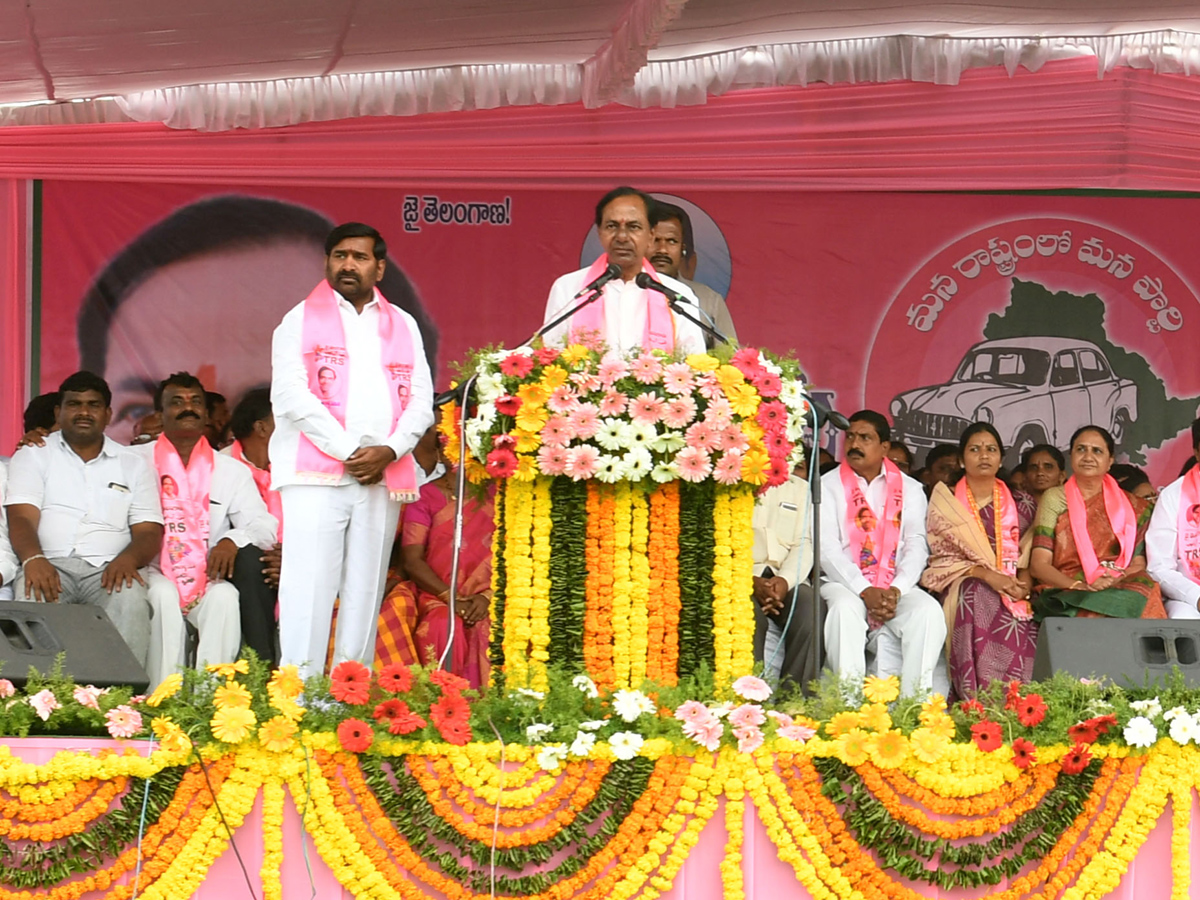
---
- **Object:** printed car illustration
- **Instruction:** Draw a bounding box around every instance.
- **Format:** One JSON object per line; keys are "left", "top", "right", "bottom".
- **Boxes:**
{"left": 889, "top": 337, "right": 1138, "bottom": 468}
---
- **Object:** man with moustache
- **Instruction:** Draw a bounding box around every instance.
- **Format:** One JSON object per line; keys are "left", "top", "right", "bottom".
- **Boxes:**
{"left": 541, "top": 187, "right": 706, "bottom": 354}
{"left": 646, "top": 202, "right": 737, "bottom": 349}
{"left": 820, "top": 410, "right": 945, "bottom": 696}
{"left": 135, "top": 373, "right": 278, "bottom": 683}
{"left": 4, "top": 372, "right": 161, "bottom": 665}
{"left": 271, "top": 223, "right": 433, "bottom": 677}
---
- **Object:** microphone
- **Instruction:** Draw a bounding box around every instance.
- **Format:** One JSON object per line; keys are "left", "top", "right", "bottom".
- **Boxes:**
{"left": 635, "top": 271, "right": 686, "bottom": 304}
{"left": 804, "top": 393, "right": 850, "bottom": 431}
{"left": 573, "top": 262, "right": 622, "bottom": 299}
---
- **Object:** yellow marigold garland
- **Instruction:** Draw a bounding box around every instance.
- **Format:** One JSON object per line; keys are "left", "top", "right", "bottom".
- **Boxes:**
{"left": 727, "top": 485, "right": 757, "bottom": 678}
{"left": 260, "top": 776, "right": 285, "bottom": 900}
{"left": 528, "top": 476, "right": 553, "bottom": 691}
{"left": 628, "top": 486, "right": 651, "bottom": 687}
{"left": 711, "top": 487, "right": 735, "bottom": 689}
{"left": 502, "top": 478, "right": 535, "bottom": 689}
{"left": 610, "top": 482, "right": 635, "bottom": 689}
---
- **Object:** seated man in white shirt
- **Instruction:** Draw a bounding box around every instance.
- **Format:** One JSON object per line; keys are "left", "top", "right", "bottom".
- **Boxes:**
{"left": 5, "top": 371, "right": 162, "bottom": 666}
{"left": 0, "top": 460, "right": 17, "bottom": 601}
{"left": 820, "top": 410, "right": 945, "bottom": 697}
{"left": 541, "top": 186, "right": 706, "bottom": 355}
{"left": 135, "top": 374, "right": 279, "bottom": 683}
{"left": 752, "top": 470, "right": 816, "bottom": 691}
{"left": 1147, "top": 418, "right": 1200, "bottom": 618}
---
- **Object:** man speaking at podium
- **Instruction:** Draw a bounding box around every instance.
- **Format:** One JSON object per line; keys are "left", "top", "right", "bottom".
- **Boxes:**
{"left": 541, "top": 187, "right": 707, "bottom": 354}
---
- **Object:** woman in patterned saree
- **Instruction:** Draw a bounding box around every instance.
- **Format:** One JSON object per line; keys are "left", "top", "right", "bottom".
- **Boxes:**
{"left": 1029, "top": 425, "right": 1164, "bottom": 621}
{"left": 923, "top": 422, "right": 1038, "bottom": 698}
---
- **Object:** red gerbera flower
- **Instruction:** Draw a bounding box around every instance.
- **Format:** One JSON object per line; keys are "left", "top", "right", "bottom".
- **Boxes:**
{"left": 755, "top": 401, "right": 788, "bottom": 432}
{"left": 337, "top": 718, "right": 374, "bottom": 753}
{"left": 765, "top": 456, "right": 790, "bottom": 487}
{"left": 753, "top": 372, "right": 782, "bottom": 398}
{"left": 1004, "top": 680, "right": 1023, "bottom": 711}
{"left": 1010, "top": 737, "right": 1037, "bottom": 769}
{"left": 959, "top": 698, "right": 985, "bottom": 716}
{"left": 765, "top": 431, "right": 791, "bottom": 454}
{"left": 439, "top": 717, "right": 473, "bottom": 745}
{"left": 376, "top": 664, "right": 413, "bottom": 694}
{"left": 1068, "top": 721, "right": 1100, "bottom": 745}
{"left": 1016, "top": 693, "right": 1047, "bottom": 728}
{"left": 494, "top": 395, "right": 522, "bottom": 417}
{"left": 429, "top": 669, "right": 470, "bottom": 693}
{"left": 730, "top": 348, "right": 766, "bottom": 379}
{"left": 485, "top": 448, "right": 519, "bottom": 478}
{"left": 534, "top": 346, "right": 560, "bottom": 366}
{"left": 1061, "top": 742, "right": 1092, "bottom": 775}
{"left": 1091, "top": 714, "right": 1118, "bottom": 735}
{"left": 499, "top": 354, "right": 535, "bottom": 378}
{"left": 430, "top": 693, "right": 472, "bottom": 744}
{"left": 373, "top": 699, "right": 404, "bottom": 721}
{"left": 971, "top": 720, "right": 1003, "bottom": 753}
{"left": 330, "top": 660, "right": 372, "bottom": 705}
{"left": 388, "top": 709, "right": 428, "bottom": 736}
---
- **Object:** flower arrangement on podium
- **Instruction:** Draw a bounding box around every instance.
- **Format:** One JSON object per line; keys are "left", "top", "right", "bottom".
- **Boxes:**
{"left": 439, "top": 342, "right": 810, "bottom": 694}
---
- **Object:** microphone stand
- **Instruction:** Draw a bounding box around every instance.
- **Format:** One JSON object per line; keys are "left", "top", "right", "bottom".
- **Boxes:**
{"left": 667, "top": 299, "right": 731, "bottom": 348}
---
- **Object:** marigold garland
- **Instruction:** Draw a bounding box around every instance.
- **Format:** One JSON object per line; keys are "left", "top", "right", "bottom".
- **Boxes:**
{"left": 628, "top": 487, "right": 651, "bottom": 688}
{"left": 645, "top": 481, "right": 681, "bottom": 685}
{"left": 528, "top": 476, "right": 554, "bottom": 691}
{"left": 610, "top": 482, "right": 635, "bottom": 689}
{"left": 583, "top": 483, "right": 616, "bottom": 688}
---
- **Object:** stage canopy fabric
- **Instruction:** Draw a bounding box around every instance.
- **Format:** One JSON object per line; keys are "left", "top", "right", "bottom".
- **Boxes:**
{"left": 3, "top": 1, "right": 1200, "bottom": 130}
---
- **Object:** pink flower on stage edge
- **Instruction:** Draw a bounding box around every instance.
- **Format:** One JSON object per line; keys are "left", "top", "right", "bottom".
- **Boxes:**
{"left": 675, "top": 447, "right": 713, "bottom": 482}
{"left": 629, "top": 392, "right": 666, "bottom": 426}
{"left": 728, "top": 703, "right": 766, "bottom": 728}
{"left": 29, "top": 689, "right": 60, "bottom": 721}
{"left": 566, "top": 445, "right": 601, "bottom": 481}
{"left": 674, "top": 700, "right": 711, "bottom": 725}
{"left": 0, "top": 679, "right": 16, "bottom": 699}
{"left": 540, "top": 415, "right": 576, "bottom": 447}
{"left": 661, "top": 363, "right": 695, "bottom": 395}
{"left": 731, "top": 347, "right": 766, "bottom": 379}
{"left": 696, "top": 373, "right": 723, "bottom": 400}
{"left": 756, "top": 400, "right": 788, "bottom": 432}
{"left": 630, "top": 353, "right": 663, "bottom": 384}
{"left": 534, "top": 346, "right": 560, "bottom": 366}
{"left": 73, "top": 685, "right": 104, "bottom": 711}
{"left": 733, "top": 675, "right": 773, "bottom": 702}
{"left": 597, "top": 357, "right": 629, "bottom": 387}
{"left": 485, "top": 448, "right": 519, "bottom": 478}
{"left": 537, "top": 445, "right": 570, "bottom": 476}
{"left": 684, "top": 420, "right": 718, "bottom": 452}
{"left": 569, "top": 403, "right": 601, "bottom": 439}
{"left": 662, "top": 396, "right": 698, "bottom": 429}
{"left": 494, "top": 394, "right": 522, "bottom": 417}
{"left": 547, "top": 386, "right": 580, "bottom": 415}
{"left": 598, "top": 390, "right": 627, "bottom": 417}
{"left": 499, "top": 353, "right": 535, "bottom": 378}
{"left": 105, "top": 705, "right": 143, "bottom": 739}
{"left": 570, "top": 371, "right": 602, "bottom": 394}
{"left": 684, "top": 717, "right": 724, "bottom": 752}
{"left": 713, "top": 451, "right": 744, "bottom": 485}
{"left": 753, "top": 371, "right": 782, "bottom": 398}
{"left": 735, "top": 725, "right": 765, "bottom": 754}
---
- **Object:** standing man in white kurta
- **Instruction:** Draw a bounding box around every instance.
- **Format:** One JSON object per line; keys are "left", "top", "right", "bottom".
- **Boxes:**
{"left": 271, "top": 223, "right": 434, "bottom": 677}
{"left": 820, "top": 410, "right": 944, "bottom": 697}
{"left": 541, "top": 187, "right": 706, "bottom": 354}
{"left": 1146, "top": 418, "right": 1200, "bottom": 618}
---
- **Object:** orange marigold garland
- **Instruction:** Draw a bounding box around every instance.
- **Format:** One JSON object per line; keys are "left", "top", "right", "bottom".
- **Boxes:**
{"left": 583, "top": 483, "right": 616, "bottom": 689}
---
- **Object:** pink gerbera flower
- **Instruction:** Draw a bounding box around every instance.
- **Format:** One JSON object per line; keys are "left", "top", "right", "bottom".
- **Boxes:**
{"left": 105, "top": 705, "right": 143, "bottom": 739}
{"left": 537, "top": 445, "right": 570, "bottom": 476}
{"left": 485, "top": 448, "right": 519, "bottom": 478}
{"left": 684, "top": 717, "right": 724, "bottom": 751}
{"left": 733, "top": 675, "right": 773, "bottom": 701}
{"left": 630, "top": 353, "right": 663, "bottom": 384}
{"left": 566, "top": 445, "right": 601, "bottom": 480}
{"left": 597, "top": 357, "right": 629, "bottom": 387}
{"left": 499, "top": 353, "right": 535, "bottom": 378}
{"left": 29, "top": 689, "right": 59, "bottom": 721}
{"left": 494, "top": 394, "right": 522, "bottom": 416}
{"left": 547, "top": 386, "right": 579, "bottom": 415}
{"left": 729, "top": 703, "right": 766, "bottom": 728}
{"left": 73, "top": 685, "right": 104, "bottom": 711}
{"left": 704, "top": 397, "right": 734, "bottom": 428}
{"left": 721, "top": 424, "right": 749, "bottom": 453}
{"left": 756, "top": 400, "right": 788, "bottom": 432}
{"left": 598, "top": 390, "right": 628, "bottom": 417}
{"left": 570, "top": 371, "right": 602, "bottom": 394}
{"left": 765, "top": 456, "right": 790, "bottom": 487}
{"left": 779, "top": 723, "right": 817, "bottom": 743}
{"left": 0, "top": 680, "right": 14, "bottom": 699}
{"left": 695, "top": 373, "right": 723, "bottom": 400}
{"left": 569, "top": 402, "right": 601, "bottom": 439}
{"left": 661, "top": 363, "right": 695, "bottom": 396}
{"left": 492, "top": 433, "right": 517, "bottom": 451}
{"left": 753, "top": 371, "right": 782, "bottom": 397}
{"left": 674, "top": 700, "right": 711, "bottom": 726}
{"left": 675, "top": 447, "right": 713, "bottom": 482}
{"left": 735, "top": 725, "right": 765, "bottom": 754}
{"left": 731, "top": 348, "right": 766, "bottom": 378}
{"left": 713, "top": 451, "right": 744, "bottom": 485}
{"left": 540, "top": 415, "right": 575, "bottom": 447}
{"left": 534, "top": 346, "right": 560, "bottom": 366}
{"left": 765, "top": 431, "right": 792, "bottom": 454}
{"left": 662, "top": 396, "right": 697, "bottom": 429}
{"left": 629, "top": 392, "right": 665, "bottom": 425}
{"left": 684, "top": 420, "right": 718, "bottom": 452}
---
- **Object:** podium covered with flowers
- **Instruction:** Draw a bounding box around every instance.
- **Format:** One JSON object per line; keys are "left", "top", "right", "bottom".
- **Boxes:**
{"left": 440, "top": 343, "right": 810, "bottom": 692}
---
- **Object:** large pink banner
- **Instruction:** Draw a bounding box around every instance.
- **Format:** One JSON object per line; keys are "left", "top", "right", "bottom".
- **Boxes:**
{"left": 43, "top": 184, "right": 1200, "bottom": 484}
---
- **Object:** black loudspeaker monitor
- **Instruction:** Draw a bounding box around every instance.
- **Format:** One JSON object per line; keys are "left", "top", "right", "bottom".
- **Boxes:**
{"left": 0, "top": 602, "right": 150, "bottom": 691}
{"left": 1033, "top": 618, "right": 1200, "bottom": 688}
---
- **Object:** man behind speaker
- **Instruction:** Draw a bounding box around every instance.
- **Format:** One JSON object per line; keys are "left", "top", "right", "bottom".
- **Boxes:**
{"left": 4, "top": 371, "right": 163, "bottom": 666}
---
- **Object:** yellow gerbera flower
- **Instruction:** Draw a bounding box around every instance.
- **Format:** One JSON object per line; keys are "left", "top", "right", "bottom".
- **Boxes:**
{"left": 515, "top": 407, "right": 549, "bottom": 433}
{"left": 836, "top": 728, "right": 871, "bottom": 767}
{"left": 270, "top": 695, "right": 306, "bottom": 723}
{"left": 685, "top": 353, "right": 720, "bottom": 372}
{"left": 514, "top": 431, "right": 542, "bottom": 454}
{"left": 213, "top": 682, "right": 253, "bottom": 710}
{"left": 150, "top": 716, "right": 192, "bottom": 755}
{"left": 517, "top": 383, "right": 549, "bottom": 408}
{"left": 923, "top": 713, "right": 957, "bottom": 741}
{"left": 859, "top": 702, "right": 893, "bottom": 734}
{"left": 742, "top": 422, "right": 765, "bottom": 443}
{"left": 210, "top": 706, "right": 257, "bottom": 745}
{"left": 513, "top": 455, "right": 538, "bottom": 481}
{"left": 206, "top": 660, "right": 249, "bottom": 679}
{"left": 910, "top": 727, "right": 950, "bottom": 764}
{"left": 727, "top": 383, "right": 760, "bottom": 418}
{"left": 862, "top": 675, "right": 901, "bottom": 705}
{"left": 741, "top": 449, "right": 771, "bottom": 486}
{"left": 560, "top": 344, "right": 591, "bottom": 366}
{"left": 258, "top": 715, "right": 299, "bottom": 753}
{"left": 868, "top": 730, "right": 909, "bottom": 769}
{"left": 539, "top": 365, "right": 569, "bottom": 391}
{"left": 826, "top": 711, "right": 863, "bottom": 738}
{"left": 266, "top": 665, "right": 304, "bottom": 700}
{"left": 146, "top": 673, "right": 183, "bottom": 708}
{"left": 715, "top": 364, "right": 745, "bottom": 390}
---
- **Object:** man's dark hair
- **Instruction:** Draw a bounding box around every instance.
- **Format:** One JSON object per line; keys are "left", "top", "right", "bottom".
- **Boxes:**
{"left": 819, "top": 459, "right": 841, "bottom": 476}
{"left": 1110, "top": 463, "right": 1151, "bottom": 494}
{"left": 205, "top": 391, "right": 227, "bottom": 414}
{"left": 325, "top": 222, "right": 386, "bottom": 260}
{"left": 154, "top": 372, "right": 206, "bottom": 412}
{"left": 888, "top": 440, "right": 913, "bottom": 467}
{"left": 648, "top": 201, "right": 694, "bottom": 258}
{"left": 1181, "top": 456, "right": 1197, "bottom": 478}
{"left": 76, "top": 195, "right": 437, "bottom": 377}
{"left": 23, "top": 392, "right": 60, "bottom": 432}
{"left": 926, "top": 443, "right": 960, "bottom": 468}
{"left": 1021, "top": 443, "right": 1066, "bottom": 472}
{"left": 847, "top": 410, "right": 891, "bottom": 444}
{"left": 594, "top": 186, "right": 654, "bottom": 228}
{"left": 229, "top": 388, "right": 272, "bottom": 441}
{"left": 58, "top": 371, "right": 112, "bottom": 407}
{"left": 1191, "top": 417, "right": 1200, "bottom": 449}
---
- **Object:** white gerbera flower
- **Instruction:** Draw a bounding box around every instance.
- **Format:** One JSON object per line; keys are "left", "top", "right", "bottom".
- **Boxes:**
{"left": 1169, "top": 712, "right": 1197, "bottom": 745}
{"left": 569, "top": 731, "right": 597, "bottom": 757}
{"left": 1123, "top": 716, "right": 1158, "bottom": 748}
{"left": 594, "top": 454, "right": 628, "bottom": 484}
{"left": 1164, "top": 705, "right": 1187, "bottom": 721}
{"left": 609, "top": 731, "right": 645, "bottom": 761}
{"left": 650, "top": 431, "right": 687, "bottom": 455}
{"left": 514, "top": 688, "right": 545, "bottom": 700}
{"left": 612, "top": 689, "right": 657, "bottom": 723}
{"left": 578, "top": 719, "right": 607, "bottom": 732}
{"left": 572, "top": 675, "right": 599, "bottom": 698}
{"left": 622, "top": 447, "right": 653, "bottom": 480}
{"left": 627, "top": 422, "right": 657, "bottom": 448}
{"left": 650, "top": 462, "right": 679, "bottom": 483}
{"left": 475, "top": 372, "right": 505, "bottom": 402}
{"left": 1130, "top": 698, "right": 1163, "bottom": 719}
{"left": 595, "top": 418, "right": 630, "bottom": 451}
{"left": 526, "top": 723, "right": 554, "bottom": 743}
{"left": 536, "top": 744, "right": 568, "bottom": 771}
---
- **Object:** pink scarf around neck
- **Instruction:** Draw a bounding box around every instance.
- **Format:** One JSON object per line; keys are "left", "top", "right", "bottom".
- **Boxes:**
{"left": 569, "top": 255, "right": 676, "bottom": 352}
{"left": 297, "top": 280, "right": 419, "bottom": 502}
{"left": 230, "top": 440, "right": 283, "bottom": 542}
{"left": 155, "top": 434, "right": 213, "bottom": 611}
{"left": 1064, "top": 474, "right": 1137, "bottom": 584}
{"left": 1177, "top": 467, "right": 1200, "bottom": 585}
{"left": 840, "top": 457, "right": 904, "bottom": 591}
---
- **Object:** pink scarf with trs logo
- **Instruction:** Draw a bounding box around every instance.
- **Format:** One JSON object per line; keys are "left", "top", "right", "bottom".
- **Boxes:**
{"left": 569, "top": 255, "right": 676, "bottom": 352}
